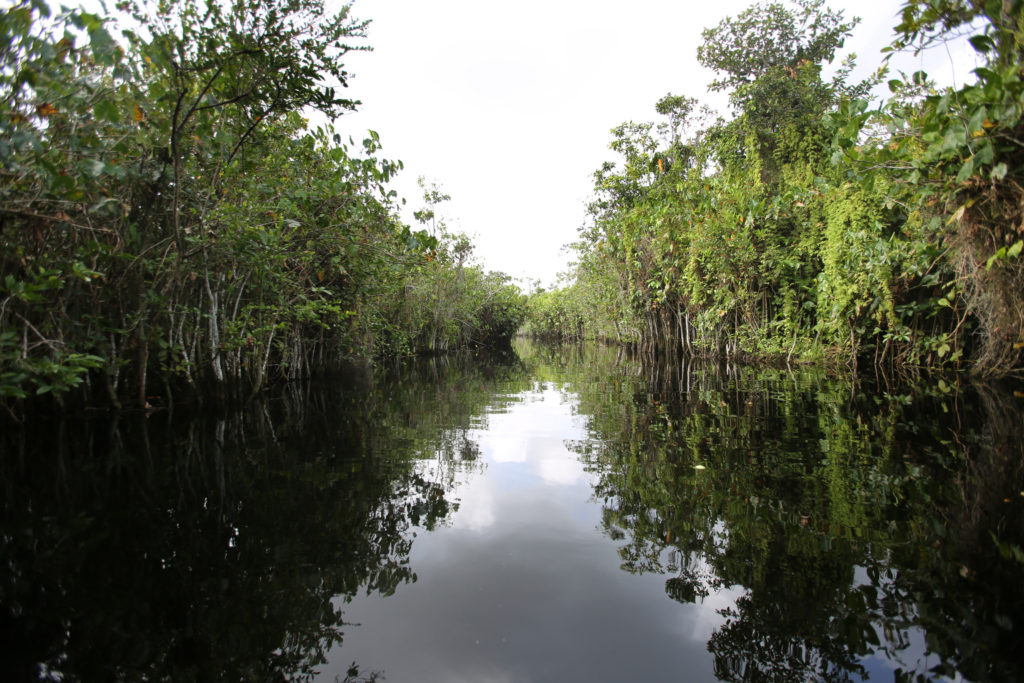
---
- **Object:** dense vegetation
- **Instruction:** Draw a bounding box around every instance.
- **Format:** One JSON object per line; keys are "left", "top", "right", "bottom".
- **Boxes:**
{"left": 0, "top": 0, "right": 525, "bottom": 414}
{"left": 524, "top": 0, "right": 1024, "bottom": 377}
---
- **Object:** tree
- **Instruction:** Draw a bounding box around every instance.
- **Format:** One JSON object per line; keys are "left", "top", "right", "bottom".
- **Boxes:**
{"left": 697, "top": 0, "right": 858, "bottom": 103}
{"left": 832, "top": 0, "right": 1024, "bottom": 375}
{"left": 0, "top": 0, "right": 524, "bottom": 415}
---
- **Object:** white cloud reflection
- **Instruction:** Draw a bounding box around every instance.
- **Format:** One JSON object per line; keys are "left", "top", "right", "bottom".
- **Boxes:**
{"left": 451, "top": 386, "right": 593, "bottom": 530}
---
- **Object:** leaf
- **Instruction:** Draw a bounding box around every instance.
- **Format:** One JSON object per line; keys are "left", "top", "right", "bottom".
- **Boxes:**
{"left": 975, "top": 141, "right": 994, "bottom": 166}
{"left": 49, "top": 174, "right": 74, "bottom": 194}
{"left": 986, "top": 247, "right": 1006, "bottom": 270}
{"left": 969, "top": 34, "right": 993, "bottom": 53}
{"left": 89, "top": 25, "right": 118, "bottom": 64}
{"left": 974, "top": 66, "right": 998, "bottom": 85}
{"left": 991, "top": 162, "right": 1008, "bottom": 180}
{"left": 83, "top": 159, "right": 105, "bottom": 177}
{"left": 967, "top": 106, "right": 988, "bottom": 134}
{"left": 1008, "top": 240, "right": 1023, "bottom": 259}
{"left": 984, "top": 0, "right": 1003, "bottom": 21}
{"left": 955, "top": 157, "right": 974, "bottom": 183}
{"left": 95, "top": 99, "right": 121, "bottom": 123}
{"left": 940, "top": 128, "right": 964, "bottom": 154}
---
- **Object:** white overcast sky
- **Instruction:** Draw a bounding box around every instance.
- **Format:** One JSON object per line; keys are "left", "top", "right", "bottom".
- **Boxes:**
{"left": 331, "top": 0, "right": 977, "bottom": 289}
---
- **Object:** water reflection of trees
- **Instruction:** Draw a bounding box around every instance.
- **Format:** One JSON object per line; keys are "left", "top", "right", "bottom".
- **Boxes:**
{"left": 520, "top": 342, "right": 1024, "bottom": 683}
{"left": 0, "top": 352, "right": 526, "bottom": 681}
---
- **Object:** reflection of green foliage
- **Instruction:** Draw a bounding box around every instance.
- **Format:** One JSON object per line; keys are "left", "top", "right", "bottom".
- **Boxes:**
{"left": 0, "top": 352, "right": 527, "bottom": 681}
{"left": 529, "top": 341, "right": 1024, "bottom": 682}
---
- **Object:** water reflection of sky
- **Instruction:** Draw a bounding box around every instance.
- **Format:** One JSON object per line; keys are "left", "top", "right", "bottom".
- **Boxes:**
{"left": 455, "top": 385, "right": 592, "bottom": 532}
{"left": 320, "top": 382, "right": 731, "bottom": 682}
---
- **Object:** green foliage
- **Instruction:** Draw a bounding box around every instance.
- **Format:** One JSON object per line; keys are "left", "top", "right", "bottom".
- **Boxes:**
{"left": 697, "top": 0, "right": 857, "bottom": 97}
{"left": 374, "top": 180, "right": 525, "bottom": 355}
{"left": 831, "top": 0, "right": 1024, "bottom": 375}
{"left": 0, "top": 0, "right": 523, "bottom": 414}
{"left": 529, "top": 0, "right": 1024, "bottom": 376}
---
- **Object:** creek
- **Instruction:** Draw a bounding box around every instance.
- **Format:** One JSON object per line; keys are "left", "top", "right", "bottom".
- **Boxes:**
{"left": 1, "top": 340, "right": 1022, "bottom": 682}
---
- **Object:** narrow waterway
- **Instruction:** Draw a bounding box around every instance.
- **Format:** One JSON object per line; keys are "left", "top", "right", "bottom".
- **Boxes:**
{"left": 325, "top": 379, "right": 734, "bottom": 682}
{"left": 2, "top": 341, "right": 1022, "bottom": 682}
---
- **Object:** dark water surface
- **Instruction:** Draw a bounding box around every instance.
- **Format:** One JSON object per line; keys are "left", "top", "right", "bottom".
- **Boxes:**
{"left": 2, "top": 341, "right": 1022, "bottom": 682}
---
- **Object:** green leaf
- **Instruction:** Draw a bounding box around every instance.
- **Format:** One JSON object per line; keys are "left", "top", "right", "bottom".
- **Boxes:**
{"left": 940, "top": 128, "right": 964, "bottom": 154}
{"left": 1008, "top": 240, "right": 1023, "bottom": 259}
{"left": 955, "top": 157, "right": 974, "bottom": 183}
{"left": 984, "top": 0, "right": 1003, "bottom": 21}
{"left": 967, "top": 106, "right": 988, "bottom": 134}
{"left": 992, "top": 162, "right": 1008, "bottom": 180}
{"left": 969, "top": 34, "right": 994, "bottom": 53}
{"left": 94, "top": 99, "right": 121, "bottom": 123}
{"left": 986, "top": 247, "right": 1006, "bottom": 270}
{"left": 50, "top": 174, "right": 74, "bottom": 194}
{"left": 974, "top": 66, "right": 999, "bottom": 86}
{"left": 89, "top": 26, "right": 118, "bottom": 64}
{"left": 83, "top": 159, "right": 105, "bottom": 177}
{"left": 17, "top": 67, "right": 38, "bottom": 88}
{"left": 975, "top": 141, "right": 994, "bottom": 166}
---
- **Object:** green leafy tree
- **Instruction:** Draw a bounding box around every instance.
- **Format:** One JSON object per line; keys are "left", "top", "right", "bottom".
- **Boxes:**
{"left": 832, "top": 0, "right": 1024, "bottom": 375}
{"left": 0, "top": 0, "right": 524, "bottom": 416}
{"left": 530, "top": 0, "right": 1024, "bottom": 376}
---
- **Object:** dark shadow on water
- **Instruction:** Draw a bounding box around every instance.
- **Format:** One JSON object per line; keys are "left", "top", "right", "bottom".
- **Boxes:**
{"left": 3, "top": 340, "right": 1022, "bottom": 682}
{"left": 0, "top": 353, "right": 527, "bottom": 681}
